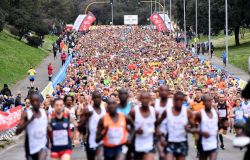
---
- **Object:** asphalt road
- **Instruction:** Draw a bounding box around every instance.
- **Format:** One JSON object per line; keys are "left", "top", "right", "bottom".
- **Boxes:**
{"left": 0, "top": 134, "right": 244, "bottom": 160}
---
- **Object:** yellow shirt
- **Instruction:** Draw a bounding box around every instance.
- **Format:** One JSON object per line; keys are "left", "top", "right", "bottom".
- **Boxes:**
{"left": 28, "top": 69, "right": 36, "bottom": 76}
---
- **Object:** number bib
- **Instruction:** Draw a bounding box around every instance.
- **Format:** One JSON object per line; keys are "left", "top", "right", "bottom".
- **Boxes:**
{"left": 53, "top": 130, "right": 68, "bottom": 146}
{"left": 107, "top": 127, "right": 123, "bottom": 145}
{"left": 218, "top": 109, "right": 227, "bottom": 118}
{"left": 235, "top": 110, "right": 243, "bottom": 120}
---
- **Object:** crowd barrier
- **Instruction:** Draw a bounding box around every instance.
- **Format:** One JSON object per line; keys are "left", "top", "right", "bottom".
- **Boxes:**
{"left": 0, "top": 106, "right": 22, "bottom": 140}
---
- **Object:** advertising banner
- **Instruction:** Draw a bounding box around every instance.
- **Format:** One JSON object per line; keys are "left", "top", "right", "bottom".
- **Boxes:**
{"left": 150, "top": 12, "right": 167, "bottom": 32}
{"left": 73, "top": 14, "right": 86, "bottom": 31}
{"left": 0, "top": 106, "right": 22, "bottom": 131}
{"left": 79, "top": 12, "right": 96, "bottom": 32}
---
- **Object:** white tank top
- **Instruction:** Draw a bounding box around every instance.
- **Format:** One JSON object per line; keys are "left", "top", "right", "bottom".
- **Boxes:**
{"left": 68, "top": 107, "right": 76, "bottom": 129}
{"left": 27, "top": 109, "right": 48, "bottom": 154}
{"left": 88, "top": 105, "right": 106, "bottom": 148}
{"left": 155, "top": 98, "right": 173, "bottom": 135}
{"left": 135, "top": 106, "right": 156, "bottom": 152}
{"left": 167, "top": 106, "right": 188, "bottom": 142}
{"left": 201, "top": 108, "right": 218, "bottom": 151}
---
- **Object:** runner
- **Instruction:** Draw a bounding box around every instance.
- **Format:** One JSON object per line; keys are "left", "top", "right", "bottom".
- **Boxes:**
{"left": 117, "top": 88, "right": 133, "bottom": 115}
{"left": 16, "top": 93, "right": 48, "bottom": 160}
{"left": 64, "top": 95, "right": 77, "bottom": 147}
{"left": 217, "top": 94, "right": 230, "bottom": 149}
{"left": 96, "top": 97, "right": 134, "bottom": 160}
{"left": 130, "top": 92, "right": 156, "bottom": 160}
{"left": 159, "top": 91, "right": 194, "bottom": 160}
{"left": 195, "top": 95, "right": 219, "bottom": 160}
{"left": 155, "top": 85, "right": 173, "bottom": 159}
{"left": 28, "top": 67, "right": 36, "bottom": 87}
{"left": 232, "top": 99, "right": 246, "bottom": 127}
{"left": 48, "top": 98, "right": 79, "bottom": 160}
{"left": 78, "top": 91, "right": 106, "bottom": 160}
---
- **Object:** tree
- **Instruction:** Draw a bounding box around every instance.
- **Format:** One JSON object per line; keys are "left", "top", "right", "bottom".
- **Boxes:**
{"left": 0, "top": 9, "right": 6, "bottom": 32}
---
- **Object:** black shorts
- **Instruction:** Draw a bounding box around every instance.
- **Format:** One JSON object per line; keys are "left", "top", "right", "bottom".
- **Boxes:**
{"left": 200, "top": 148, "right": 217, "bottom": 157}
{"left": 219, "top": 118, "right": 228, "bottom": 130}
{"left": 26, "top": 152, "right": 39, "bottom": 160}
{"left": 134, "top": 148, "right": 155, "bottom": 160}
{"left": 165, "top": 141, "right": 188, "bottom": 156}
{"left": 104, "top": 145, "right": 123, "bottom": 160}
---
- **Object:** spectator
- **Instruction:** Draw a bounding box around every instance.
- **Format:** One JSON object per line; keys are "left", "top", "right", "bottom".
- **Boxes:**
{"left": 1, "top": 84, "right": 12, "bottom": 96}
{"left": 61, "top": 52, "right": 67, "bottom": 66}
{"left": 48, "top": 63, "right": 53, "bottom": 81}
{"left": 15, "top": 91, "right": 22, "bottom": 107}
{"left": 52, "top": 42, "right": 58, "bottom": 60}
{"left": 222, "top": 51, "right": 227, "bottom": 67}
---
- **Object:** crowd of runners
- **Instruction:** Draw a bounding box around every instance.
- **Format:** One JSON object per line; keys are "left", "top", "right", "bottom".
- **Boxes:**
{"left": 16, "top": 26, "right": 249, "bottom": 160}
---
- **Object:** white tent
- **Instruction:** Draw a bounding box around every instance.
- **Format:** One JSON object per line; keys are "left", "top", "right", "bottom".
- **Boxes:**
{"left": 159, "top": 14, "right": 174, "bottom": 32}
{"left": 73, "top": 14, "right": 86, "bottom": 31}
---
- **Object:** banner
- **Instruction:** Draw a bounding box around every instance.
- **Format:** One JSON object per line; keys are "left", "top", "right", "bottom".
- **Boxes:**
{"left": 79, "top": 12, "right": 96, "bottom": 32}
{"left": 73, "top": 14, "right": 86, "bottom": 31}
{"left": 52, "top": 54, "right": 73, "bottom": 89}
{"left": 0, "top": 106, "right": 22, "bottom": 131}
{"left": 150, "top": 12, "right": 167, "bottom": 32}
{"left": 41, "top": 82, "right": 53, "bottom": 99}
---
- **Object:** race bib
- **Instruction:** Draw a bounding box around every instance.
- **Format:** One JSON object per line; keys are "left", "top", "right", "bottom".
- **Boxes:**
{"left": 235, "top": 110, "right": 243, "bottom": 120}
{"left": 107, "top": 127, "right": 123, "bottom": 145}
{"left": 53, "top": 130, "right": 68, "bottom": 146}
{"left": 218, "top": 109, "right": 227, "bottom": 118}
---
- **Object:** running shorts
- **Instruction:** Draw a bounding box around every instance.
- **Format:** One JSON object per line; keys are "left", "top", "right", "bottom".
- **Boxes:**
{"left": 51, "top": 149, "right": 72, "bottom": 158}
{"left": 29, "top": 76, "right": 35, "bottom": 82}
{"left": 165, "top": 141, "right": 188, "bottom": 156}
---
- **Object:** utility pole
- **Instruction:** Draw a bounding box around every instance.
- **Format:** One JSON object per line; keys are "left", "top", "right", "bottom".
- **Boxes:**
{"left": 111, "top": 1, "right": 113, "bottom": 25}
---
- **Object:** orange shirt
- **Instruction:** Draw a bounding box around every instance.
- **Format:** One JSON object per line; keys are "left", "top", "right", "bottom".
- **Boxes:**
{"left": 103, "top": 113, "right": 128, "bottom": 147}
{"left": 191, "top": 101, "right": 205, "bottom": 112}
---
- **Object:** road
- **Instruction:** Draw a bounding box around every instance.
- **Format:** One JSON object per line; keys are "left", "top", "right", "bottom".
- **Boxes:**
{"left": 0, "top": 134, "right": 244, "bottom": 160}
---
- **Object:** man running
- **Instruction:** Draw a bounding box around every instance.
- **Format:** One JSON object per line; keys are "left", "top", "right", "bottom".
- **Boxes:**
{"left": 16, "top": 93, "right": 48, "bottom": 160}
{"left": 195, "top": 95, "right": 219, "bottom": 160}
{"left": 96, "top": 98, "right": 134, "bottom": 160}
{"left": 28, "top": 67, "right": 36, "bottom": 87}
{"left": 48, "top": 98, "right": 79, "bottom": 160}
{"left": 155, "top": 85, "right": 173, "bottom": 159}
{"left": 217, "top": 94, "right": 230, "bottom": 149}
{"left": 78, "top": 91, "right": 106, "bottom": 160}
{"left": 130, "top": 92, "right": 156, "bottom": 160}
{"left": 117, "top": 88, "right": 133, "bottom": 115}
{"left": 64, "top": 95, "right": 78, "bottom": 147}
{"left": 159, "top": 91, "right": 194, "bottom": 160}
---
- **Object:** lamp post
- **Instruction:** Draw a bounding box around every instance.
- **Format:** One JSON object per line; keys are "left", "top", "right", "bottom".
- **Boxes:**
{"left": 184, "top": 0, "right": 187, "bottom": 48}
{"left": 208, "top": 0, "right": 211, "bottom": 58}
{"left": 170, "top": 0, "right": 172, "bottom": 35}
{"left": 195, "top": 0, "right": 198, "bottom": 54}
{"left": 225, "top": 0, "right": 229, "bottom": 65}
{"left": 111, "top": 1, "right": 113, "bottom": 25}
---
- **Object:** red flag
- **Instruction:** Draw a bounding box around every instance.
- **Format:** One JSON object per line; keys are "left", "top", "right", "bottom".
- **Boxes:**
{"left": 79, "top": 12, "right": 96, "bottom": 32}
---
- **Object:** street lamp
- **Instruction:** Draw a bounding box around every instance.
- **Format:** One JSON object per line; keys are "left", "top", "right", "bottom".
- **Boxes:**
{"left": 184, "top": 0, "right": 187, "bottom": 48}
{"left": 170, "top": 0, "right": 172, "bottom": 35}
{"left": 225, "top": 0, "right": 229, "bottom": 66}
{"left": 208, "top": 0, "right": 211, "bottom": 58}
{"left": 195, "top": 0, "right": 198, "bottom": 54}
{"left": 110, "top": 0, "right": 113, "bottom": 25}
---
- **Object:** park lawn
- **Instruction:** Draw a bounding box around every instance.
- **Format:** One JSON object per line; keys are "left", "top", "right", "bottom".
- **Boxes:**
{"left": 194, "top": 31, "right": 250, "bottom": 72}
{"left": 0, "top": 31, "right": 56, "bottom": 88}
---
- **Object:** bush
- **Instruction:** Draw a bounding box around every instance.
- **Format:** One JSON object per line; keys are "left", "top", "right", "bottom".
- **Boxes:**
{"left": 26, "top": 35, "right": 43, "bottom": 47}
{"left": 9, "top": 26, "right": 19, "bottom": 37}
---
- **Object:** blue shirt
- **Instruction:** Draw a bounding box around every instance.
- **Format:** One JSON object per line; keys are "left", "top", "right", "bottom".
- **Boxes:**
{"left": 117, "top": 102, "right": 132, "bottom": 115}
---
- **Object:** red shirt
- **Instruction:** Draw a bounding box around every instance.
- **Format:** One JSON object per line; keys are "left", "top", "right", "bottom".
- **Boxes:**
{"left": 48, "top": 64, "right": 53, "bottom": 75}
{"left": 61, "top": 53, "right": 67, "bottom": 60}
